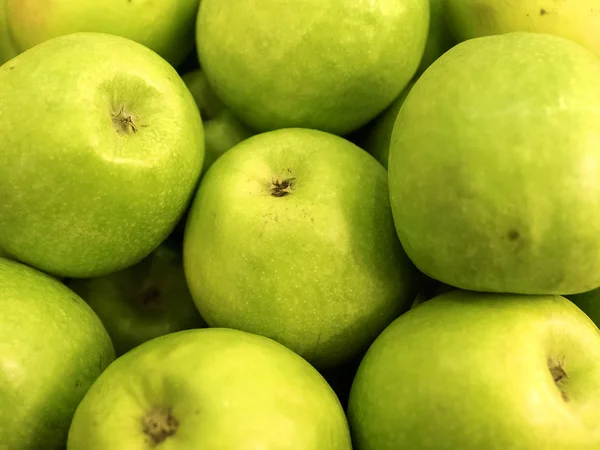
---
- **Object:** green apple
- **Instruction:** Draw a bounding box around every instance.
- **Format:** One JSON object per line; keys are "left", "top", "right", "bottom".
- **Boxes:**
{"left": 348, "top": 290, "right": 600, "bottom": 449}
{"left": 389, "top": 32, "right": 600, "bottom": 295}
{"left": 0, "top": 33, "right": 204, "bottom": 279}
{"left": 0, "top": 257, "right": 115, "bottom": 450}
{"left": 417, "top": 0, "right": 455, "bottom": 74}
{"left": 67, "top": 328, "right": 352, "bottom": 449}
{"left": 183, "top": 128, "right": 419, "bottom": 368}
{"left": 182, "top": 69, "right": 254, "bottom": 174}
{"left": 68, "top": 242, "right": 205, "bottom": 357}
{"left": 444, "top": 0, "right": 600, "bottom": 58}
{"left": 4, "top": 0, "right": 200, "bottom": 67}
{"left": 196, "top": 0, "right": 429, "bottom": 135}
{"left": 566, "top": 289, "right": 600, "bottom": 330}
{"left": 357, "top": 81, "right": 415, "bottom": 169}
{"left": 0, "top": 0, "right": 18, "bottom": 65}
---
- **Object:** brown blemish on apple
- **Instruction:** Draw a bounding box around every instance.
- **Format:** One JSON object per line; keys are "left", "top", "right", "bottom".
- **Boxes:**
{"left": 142, "top": 406, "right": 179, "bottom": 446}
{"left": 540, "top": 8, "right": 548, "bottom": 16}
{"left": 111, "top": 104, "right": 138, "bottom": 134}
{"left": 548, "top": 356, "right": 569, "bottom": 402}
{"left": 507, "top": 229, "right": 520, "bottom": 241}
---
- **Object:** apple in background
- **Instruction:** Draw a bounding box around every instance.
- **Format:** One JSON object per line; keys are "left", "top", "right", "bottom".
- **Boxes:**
{"left": 444, "top": 0, "right": 600, "bottom": 58}
{"left": 4, "top": 0, "right": 200, "bottom": 67}
{"left": 416, "top": 0, "right": 455, "bottom": 74}
{"left": 184, "top": 128, "right": 420, "bottom": 369}
{"left": 67, "top": 328, "right": 353, "bottom": 450}
{"left": 67, "top": 241, "right": 205, "bottom": 357}
{"left": 389, "top": 32, "right": 600, "bottom": 295}
{"left": 182, "top": 70, "right": 254, "bottom": 174}
{"left": 196, "top": 0, "right": 429, "bottom": 135}
{"left": 566, "top": 289, "right": 600, "bottom": 329}
{"left": 0, "top": 0, "right": 18, "bottom": 65}
{"left": 0, "top": 258, "right": 114, "bottom": 450}
{"left": 348, "top": 290, "right": 600, "bottom": 449}
{"left": 0, "top": 33, "right": 204, "bottom": 279}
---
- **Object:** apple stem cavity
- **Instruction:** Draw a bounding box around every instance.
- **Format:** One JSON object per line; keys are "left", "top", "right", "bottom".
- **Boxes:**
{"left": 111, "top": 104, "right": 138, "bottom": 135}
{"left": 547, "top": 356, "right": 569, "bottom": 402}
{"left": 269, "top": 177, "right": 295, "bottom": 197}
{"left": 142, "top": 406, "right": 179, "bottom": 446}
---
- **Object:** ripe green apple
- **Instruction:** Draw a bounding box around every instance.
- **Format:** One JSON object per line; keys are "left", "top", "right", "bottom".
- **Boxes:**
{"left": 184, "top": 128, "right": 419, "bottom": 368}
{"left": 444, "top": 0, "right": 600, "bottom": 58}
{"left": 68, "top": 242, "right": 205, "bottom": 357}
{"left": 196, "top": 0, "right": 429, "bottom": 135}
{"left": 67, "top": 328, "right": 353, "bottom": 449}
{"left": 389, "top": 32, "right": 600, "bottom": 295}
{"left": 417, "top": 0, "right": 455, "bottom": 74}
{"left": 0, "top": 0, "right": 18, "bottom": 65}
{"left": 0, "top": 32, "right": 204, "bottom": 279}
{"left": 4, "top": 0, "right": 200, "bottom": 67}
{"left": 566, "top": 289, "right": 600, "bottom": 330}
{"left": 358, "top": 81, "right": 415, "bottom": 169}
{"left": 0, "top": 257, "right": 115, "bottom": 450}
{"left": 348, "top": 290, "right": 600, "bottom": 449}
{"left": 182, "top": 69, "right": 254, "bottom": 174}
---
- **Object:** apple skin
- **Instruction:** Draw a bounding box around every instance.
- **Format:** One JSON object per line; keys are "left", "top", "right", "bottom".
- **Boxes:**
{"left": 444, "top": 0, "right": 600, "bottom": 58}
{"left": 196, "top": 0, "right": 429, "bottom": 135}
{"left": 183, "top": 128, "right": 420, "bottom": 369}
{"left": 0, "top": 32, "right": 204, "bottom": 279}
{"left": 67, "top": 328, "right": 353, "bottom": 450}
{"left": 388, "top": 32, "right": 600, "bottom": 295}
{"left": 0, "top": 0, "right": 18, "bottom": 65}
{"left": 182, "top": 69, "right": 254, "bottom": 174}
{"left": 348, "top": 290, "right": 600, "bottom": 450}
{"left": 416, "top": 0, "right": 455, "bottom": 74}
{"left": 68, "top": 242, "right": 205, "bottom": 357}
{"left": 0, "top": 257, "right": 115, "bottom": 450}
{"left": 4, "top": 0, "right": 200, "bottom": 67}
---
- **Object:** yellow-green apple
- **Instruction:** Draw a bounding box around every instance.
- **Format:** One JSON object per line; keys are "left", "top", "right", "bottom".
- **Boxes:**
{"left": 0, "top": 257, "right": 114, "bottom": 450}
{"left": 389, "top": 32, "right": 600, "bottom": 294}
{"left": 183, "top": 128, "right": 420, "bottom": 368}
{"left": 68, "top": 242, "right": 205, "bottom": 357}
{"left": 67, "top": 328, "right": 353, "bottom": 450}
{"left": 4, "top": 0, "right": 200, "bottom": 66}
{"left": 196, "top": 0, "right": 430, "bottom": 135}
{"left": 348, "top": 290, "right": 600, "bottom": 449}
{"left": 417, "top": 0, "right": 455, "bottom": 73}
{"left": 0, "top": 33, "right": 204, "bottom": 279}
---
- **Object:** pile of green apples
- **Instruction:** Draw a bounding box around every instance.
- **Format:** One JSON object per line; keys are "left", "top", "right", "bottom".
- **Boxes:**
{"left": 2, "top": 0, "right": 600, "bottom": 449}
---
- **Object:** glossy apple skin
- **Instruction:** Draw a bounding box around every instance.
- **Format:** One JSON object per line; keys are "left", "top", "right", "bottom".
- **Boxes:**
{"left": 67, "top": 328, "right": 353, "bottom": 450}
{"left": 0, "top": 258, "right": 115, "bottom": 450}
{"left": 0, "top": 32, "right": 204, "bottom": 278}
{"left": 348, "top": 290, "right": 600, "bottom": 450}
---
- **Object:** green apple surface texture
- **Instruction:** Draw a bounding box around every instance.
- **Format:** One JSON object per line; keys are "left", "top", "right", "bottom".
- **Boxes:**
{"left": 0, "top": 33, "right": 204, "bottom": 279}
{"left": 184, "top": 128, "right": 419, "bottom": 368}
{"left": 0, "top": 258, "right": 115, "bottom": 450}
{"left": 388, "top": 32, "right": 600, "bottom": 295}
{"left": 196, "top": 0, "right": 429, "bottom": 135}
{"left": 348, "top": 290, "right": 600, "bottom": 450}
{"left": 4, "top": 0, "right": 200, "bottom": 66}
{"left": 0, "top": 0, "right": 18, "bottom": 65}
{"left": 67, "top": 328, "right": 352, "bottom": 450}
{"left": 182, "top": 69, "right": 253, "bottom": 174}
{"left": 417, "top": 0, "right": 454, "bottom": 73}
{"left": 444, "top": 0, "right": 600, "bottom": 58}
{"left": 69, "top": 242, "right": 205, "bottom": 357}
{"left": 359, "top": 81, "right": 415, "bottom": 169}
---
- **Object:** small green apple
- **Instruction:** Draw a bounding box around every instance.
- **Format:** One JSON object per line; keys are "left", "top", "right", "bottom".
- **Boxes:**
{"left": 417, "top": 0, "right": 455, "bottom": 74}
{"left": 0, "top": 33, "right": 204, "bottom": 279}
{"left": 0, "top": 0, "right": 18, "bottom": 65}
{"left": 357, "top": 81, "right": 415, "bottom": 169}
{"left": 182, "top": 69, "right": 254, "bottom": 174}
{"left": 183, "top": 128, "right": 419, "bottom": 368}
{"left": 67, "top": 328, "right": 353, "bottom": 450}
{"left": 197, "top": 0, "right": 430, "bottom": 135}
{"left": 389, "top": 32, "right": 600, "bottom": 294}
{"left": 68, "top": 242, "right": 205, "bottom": 357}
{"left": 4, "top": 0, "right": 200, "bottom": 67}
{"left": 348, "top": 290, "right": 600, "bottom": 449}
{"left": 444, "top": 0, "right": 600, "bottom": 58}
{"left": 0, "top": 257, "right": 115, "bottom": 450}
